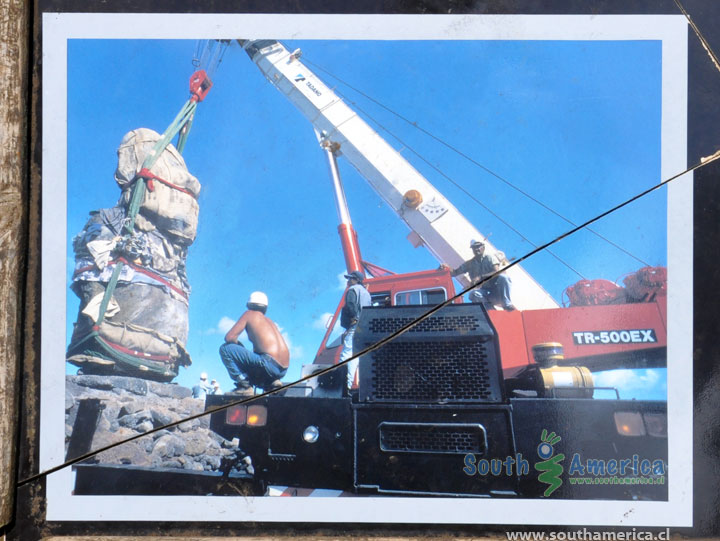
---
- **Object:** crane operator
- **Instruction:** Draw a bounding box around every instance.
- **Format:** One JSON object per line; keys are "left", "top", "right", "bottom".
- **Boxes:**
{"left": 451, "top": 239, "right": 515, "bottom": 311}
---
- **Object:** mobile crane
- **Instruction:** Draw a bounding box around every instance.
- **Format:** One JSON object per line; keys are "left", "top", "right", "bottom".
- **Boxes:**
{"left": 205, "top": 40, "right": 668, "bottom": 499}
{"left": 231, "top": 39, "right": 666, "bottom": 378}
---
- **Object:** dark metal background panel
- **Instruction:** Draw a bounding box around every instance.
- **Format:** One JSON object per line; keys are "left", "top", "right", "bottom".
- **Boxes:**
{"left": 73, "top": 463, "right": 261, "bottom": 496}
{"left": 511, "top": 398, "right": 668, "bottom": 501}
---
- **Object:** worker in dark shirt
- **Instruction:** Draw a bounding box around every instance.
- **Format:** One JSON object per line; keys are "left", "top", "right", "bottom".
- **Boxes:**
{"left": 452, "top": 239, "right": 515, "bottom": 311}
{"left": 339, "top": 270, "right": 371, "bottom": 389}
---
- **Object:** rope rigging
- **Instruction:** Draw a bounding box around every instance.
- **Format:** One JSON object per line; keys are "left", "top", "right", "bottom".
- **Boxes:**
{"left": 347, "top": 95, "right": 587, "bottom": 280}
{"left": 303, "top": 56, "right": 652, "bottom": 272}
{"left": 93, "top": 54, "right": 218, "bottom": 333}
{"left": 303, "top": 59, "right": 586, "bottom": 280}
{"left": 193, "top": 39, "right": 231, "bottom": 78}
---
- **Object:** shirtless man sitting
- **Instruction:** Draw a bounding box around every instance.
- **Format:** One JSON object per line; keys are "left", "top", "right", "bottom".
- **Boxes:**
{"left": 219, "top": 291, "right": 290, "bottom": 396}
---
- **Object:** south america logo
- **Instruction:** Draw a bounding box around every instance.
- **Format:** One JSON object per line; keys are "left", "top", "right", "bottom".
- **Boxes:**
{"left": 534, "top": 429, "right": 565, "bottom": 497}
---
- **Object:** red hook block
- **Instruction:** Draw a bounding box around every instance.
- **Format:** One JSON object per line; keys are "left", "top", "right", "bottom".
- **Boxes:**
{"left": 189, "top": 69, "right": 213, "bottom": 102}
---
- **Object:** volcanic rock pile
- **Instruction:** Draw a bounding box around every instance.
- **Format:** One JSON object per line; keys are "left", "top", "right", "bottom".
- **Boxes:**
{"left": 65, "top": 375, "right": 238, "bottom": 472}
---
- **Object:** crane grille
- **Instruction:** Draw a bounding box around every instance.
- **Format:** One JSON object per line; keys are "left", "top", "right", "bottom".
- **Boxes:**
{"left": 368, "top": 314, "right": 480, "bottom": 335}
{"left": 379, "top": 423, "right": 486, "bottom": 454}
{"left": 368, "top": 341, "right": 498, "bottom": 402}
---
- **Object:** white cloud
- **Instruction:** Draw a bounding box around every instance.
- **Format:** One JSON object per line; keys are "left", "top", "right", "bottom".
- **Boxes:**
{"left": 217, "top": 316, "right": 235, "bottom": 333}
{"left": 277, "top": 324, "right": 304, "bottom": 361}
{"left": 337, "top": 271, "right": 348, "bottom": 291}
{"left": 593, "top": 369, "right": 664, "bottom": 392}
{"left": 312, "top": 312, "right": 335, "bottom": 330}
{"left": 205, "top": 316, "right": 236, "bottom": 335}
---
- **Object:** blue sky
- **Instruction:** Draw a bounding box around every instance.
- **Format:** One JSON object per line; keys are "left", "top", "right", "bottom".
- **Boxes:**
{"left": 66, "top": 39, "right": 666, "bottom": 399}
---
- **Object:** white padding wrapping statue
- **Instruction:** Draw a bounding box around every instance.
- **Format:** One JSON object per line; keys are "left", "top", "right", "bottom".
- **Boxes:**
{"left": 116, "top": 128, "right": 201, "bottom": 245}
{"left": 66, "top": 128, "right": 201, "bottom": 381}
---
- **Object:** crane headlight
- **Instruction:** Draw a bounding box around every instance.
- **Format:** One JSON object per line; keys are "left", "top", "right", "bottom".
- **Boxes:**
{"left": 614, "top": 412, "right": 646, "bottom": 436}
{"left": 227, "top": 404, "right": 267, "bottom": 426}
{"left": 246, "top": 405, "right": 267, "bottom": 427}
{"left": 303, "top": 425, "right": 320, "bottom": 443}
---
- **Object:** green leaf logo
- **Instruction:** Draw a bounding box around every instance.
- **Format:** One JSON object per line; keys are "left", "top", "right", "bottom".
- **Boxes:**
{"left": 534, "top": 429, "right": 565, "bottom": 497}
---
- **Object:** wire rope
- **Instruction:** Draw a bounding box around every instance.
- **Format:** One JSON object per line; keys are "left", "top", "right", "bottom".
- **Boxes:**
{"left": 305, "top": 58, "right": 652, "bottom": 269}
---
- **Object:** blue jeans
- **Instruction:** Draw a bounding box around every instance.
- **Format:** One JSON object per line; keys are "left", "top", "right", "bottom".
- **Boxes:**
{"left": 469, "top": 274, "right": 512, "bottom": 308}
{"left": 219, "top": 343, "right": 287, "bottom": 390}
{"left": 340, "top": 324, "right": 358, "bottom": 389}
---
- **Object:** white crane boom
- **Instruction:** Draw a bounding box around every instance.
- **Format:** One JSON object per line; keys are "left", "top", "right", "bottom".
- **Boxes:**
{"left": 241, "top": 39, "right": 559, "bottom": 310}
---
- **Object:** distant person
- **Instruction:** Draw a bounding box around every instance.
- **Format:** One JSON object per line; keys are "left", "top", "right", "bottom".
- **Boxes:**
{"left": 219, "top": 291, "right": 290, "bottom": 396}
{"left": 339, "top": 271, "right": 371, "bottom": 389}
{"left": 210, "top": 380, "right": 223, "bottom": 395}
{"left": 451, "top": 239, "right": 514, "bottom": 311}
{"left": 191, "top": 372, "right": 213, "bottom": 399}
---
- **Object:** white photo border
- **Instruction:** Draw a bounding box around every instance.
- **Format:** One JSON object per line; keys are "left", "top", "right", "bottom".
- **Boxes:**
{"left": 42, "top": 13, "right": 691, "bottom": 526}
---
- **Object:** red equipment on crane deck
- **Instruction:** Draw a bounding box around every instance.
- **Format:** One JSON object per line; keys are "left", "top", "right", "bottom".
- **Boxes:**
{"left": 563, "top": 266, "right": 667, "bottom": 308}
{"left": 623, "top": 266, "right": 667, "bottom": 302}
{"left": 564, "top": 279, "right": 626, "bottom": 307}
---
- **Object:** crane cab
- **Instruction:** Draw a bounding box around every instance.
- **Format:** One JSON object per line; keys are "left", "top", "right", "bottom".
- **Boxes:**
{"left": 313, "top": 268, "right": 461, "bottom": 366}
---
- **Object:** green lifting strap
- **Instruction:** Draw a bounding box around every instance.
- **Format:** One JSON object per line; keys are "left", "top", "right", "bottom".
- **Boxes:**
{"left": 96, "top": 98, "right": 198, "bottom": 327}
{"left": 176, "top": 112, "right": 195, "bottom": 154}
{"left": 124, "top": 99, "right": 198, "bottom": 234}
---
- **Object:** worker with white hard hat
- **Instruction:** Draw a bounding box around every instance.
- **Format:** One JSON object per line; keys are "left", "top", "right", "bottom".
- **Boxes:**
{"left": 219, "top": 291, "right": 290, "bottom": 396}
{"left": 192, "top": 371, "right": 213, "bottom": 399}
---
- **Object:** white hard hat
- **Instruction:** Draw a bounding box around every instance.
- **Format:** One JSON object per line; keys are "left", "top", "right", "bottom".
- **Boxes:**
{"left": 200, "top": 372, "right": 208, "bottom": 380}
{"left": 248, "top": 291, "right": 268, "bottom": 307}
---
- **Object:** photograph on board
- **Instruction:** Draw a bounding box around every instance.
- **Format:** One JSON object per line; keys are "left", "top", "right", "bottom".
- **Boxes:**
{"left": 41, "top": 13, "right": 691, "bottom": 525}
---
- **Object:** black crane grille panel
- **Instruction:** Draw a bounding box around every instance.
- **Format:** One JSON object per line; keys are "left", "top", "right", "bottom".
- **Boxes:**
{"left": 367, "top": 341, "right": 501, "bottom": 402}
{"left": 368, "top": 315, "right": 480, "bottom": 335}
{"left": 379, "top": 423, "right": 487, "bottom": 455}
